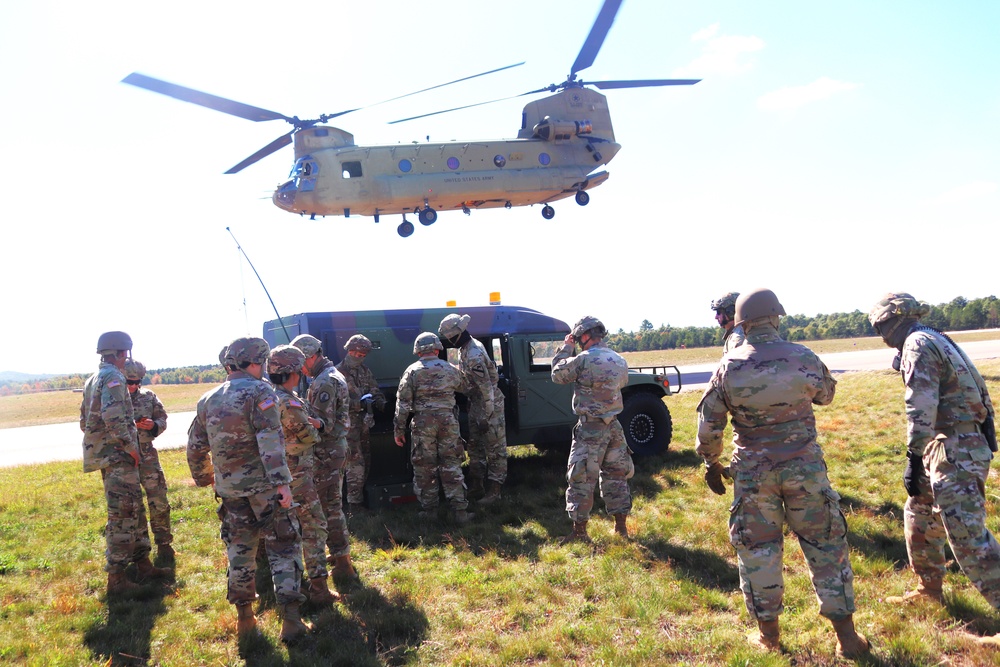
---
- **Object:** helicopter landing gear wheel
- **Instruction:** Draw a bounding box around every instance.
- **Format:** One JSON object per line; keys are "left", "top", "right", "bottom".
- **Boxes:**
{"left": 398, "top": 220, "right": 414, "bottom": 238}
{"left": 418, "top": 207, "right": 438, "bottom": 226}
{"left": 575, "top": 190, "right": 590, "bottom": 206}
{"left": 541, "top": 205, "right": 555, "bottom": 220}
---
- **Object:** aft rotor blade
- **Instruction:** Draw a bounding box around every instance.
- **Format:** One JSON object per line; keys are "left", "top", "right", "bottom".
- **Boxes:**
{"left": 122, "top": 73, "right": 294, "bottom": 124}
{"left": 381, "top": 62, "right": 525, "bottom": 105}
{"left": 225, "top": 132, "right": 294, "bottom": 174}
{"left": 590, "top": 78, "right": 701, "bottom": 89}
{"left": 570, "top": 0, "right": 623, "bottom": 76}
{"left": 388, "top": 92, "right": 532, "bottom": 124}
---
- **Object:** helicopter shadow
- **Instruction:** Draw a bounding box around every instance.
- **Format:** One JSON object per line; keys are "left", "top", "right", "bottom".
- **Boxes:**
{"left": 83, "top": 576, "right": 171, "bottom": 667}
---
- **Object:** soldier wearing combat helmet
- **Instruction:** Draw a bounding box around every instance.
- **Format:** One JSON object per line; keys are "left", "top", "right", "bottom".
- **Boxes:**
{"left": 710, "top": 291, "right": 745, "bottom": 354}
{"left": 696, "top": 289, "right": 867, "bottom": 658}
{"left": 551, "top": 316, "right": 633, "bottom": 542}
{"left": 869, "top": 292, "right": 1000, "bottom": 630}
{"left": 335, "top": 334, "right": 386, "bottom": 511}
{"left": 439, "top": 313, "right": 508, "bottom": 505}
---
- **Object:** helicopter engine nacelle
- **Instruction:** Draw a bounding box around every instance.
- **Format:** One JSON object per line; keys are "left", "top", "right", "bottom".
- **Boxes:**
{"left": 532, "top": 117, "right": 593, "bottom": 142}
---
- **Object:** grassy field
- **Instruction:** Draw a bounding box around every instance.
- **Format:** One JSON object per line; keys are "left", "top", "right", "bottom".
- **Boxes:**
{"left": 2, "top": 361, "right": 1000, "bottom": 665}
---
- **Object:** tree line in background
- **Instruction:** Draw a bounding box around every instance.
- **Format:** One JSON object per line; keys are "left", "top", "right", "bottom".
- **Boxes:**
{"left": 2, "top": 296, "right": 997, "bottom": 396}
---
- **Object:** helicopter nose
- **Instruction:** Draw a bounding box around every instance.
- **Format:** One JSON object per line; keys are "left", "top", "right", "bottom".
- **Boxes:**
{"left": 273, "top": 180, "right": 296, "bottom": 211}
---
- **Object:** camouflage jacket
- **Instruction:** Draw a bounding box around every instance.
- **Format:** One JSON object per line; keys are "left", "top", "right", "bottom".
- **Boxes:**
{"left": 80, "top": 361, "right": 138, "bottom": 473}
{"left": 696, "top": 324, "right": 836, "bottom": 466}
{"left": 900, "top": 326, "right": 994, "bottom": 456}
{"left": 394, "top": 357, "right": 469, "bottom": 438}
{"left": 458, "top": 337, "right": 502, "bottom": 416}
{"left": 275, "top": 385, "right": 321, "bottom": 457}
{"left": 551, "top": 341, "right": 628, "bottom": 419}
{"left": 130, "top": 387, "right": 167, "bottom": 445}
{"left": 335, "top": 357, "right": 386, "bottom": 414}
{"left": 722, "top": 324, "right": 746, "bottom": 355}
{"left": 186, "top": 371, "right": 291, "bottom": 497}
{"left": 305, "top": 358, "right": 351, "bottom": 447}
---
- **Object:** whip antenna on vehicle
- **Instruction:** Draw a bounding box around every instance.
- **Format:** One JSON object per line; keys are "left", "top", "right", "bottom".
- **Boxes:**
{"left": 226, "top": 227, "right": 292, "bottom": 343}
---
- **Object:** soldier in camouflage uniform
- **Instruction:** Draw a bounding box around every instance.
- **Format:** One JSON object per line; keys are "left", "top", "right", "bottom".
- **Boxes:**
{"left": 711, "top": 291, "right": 746, "bottom": 354}
{"left": 123, "top": 359, "right": 174, "bottom": 560}
{"left": 336, "top": 334, "right": 386, "bottom": 510}
{"left": 394, "top": 332, "right": 474, "bottom": 524}
{"left": 268, "top": 345, "right": 339, "bottom": 605}
{"left": 187, "top": 336, "right": 310, "bottom": 643}
{"left": 696, "top": 289, "right": 868, "bottom": 658}
{"left": 81, "top": 331, "right": 172, "bottom": 595}
{"left": 439, "top": 313, "right": 508, "bottom": 505}
{"left": 551, "top": 316, "right": 633, "bottom": 542}
{"left": 291, "top": 334, "right": 356, "bottom": 579}
{"left": 869, "top": 293, "right": 1000, "bottom": 620}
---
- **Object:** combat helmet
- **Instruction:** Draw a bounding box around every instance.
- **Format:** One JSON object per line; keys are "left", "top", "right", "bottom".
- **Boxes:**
{"left": 438, "top": 313, "right": 471, "bottom": 340}
{"left": 413, "top": 332, "right": 443, "bottom": 355}
{"left": 571, "top": 316, "right": 607, "bottom": 341}
{"left": 97, "top": 331, "right": 133, "bottom": 355}
{"left": 291, "top": 334, "right": 322, "bottom": 358}
{"left": 868, "top": 292, "right": 931, "bottom": 328}
{"left": 735, "top": 289, "right": 786, "bottom": 326}
{"left": 228, "top": 337, "right": 270, "bottom": 366}
{"left": 710, "top": 292, "right": 740, "bottom": 317}
{"left": 268, "top": 344, "right": 306, "bottom": 375}
{"left": 123, "top": 359, "right": 146, "bottom": 381}
{"left": 344, "top": 334, "right": 373, "bottom": 354}
{"left": 218, "top": 345, "right": 234, "bottom": 368}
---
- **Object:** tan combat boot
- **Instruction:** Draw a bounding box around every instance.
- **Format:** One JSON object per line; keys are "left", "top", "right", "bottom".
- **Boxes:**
{"left": 613, "top": 514, "right": 629, "bottom": 538}
{"left": 454, "top": 509, "right": 476, "bottom": 525}
{"left": 235, "top": 603, "right": 257, "bottom": 636}
{"left": 279, "top": 602, "right": 311, "bottom": 643}
{"left": 308, "top": 576, "right": 340, "bottom": 605}
{"left": 886, "top": 577, "right": 943, "bottom": 604}
{"left": 478, "top": 480, "right": 502, "bottom": 506}
{"left": 559, "top": 520, "right": 591, "bottom": 545}
{"left": 135, "top": 555, "right": 173, "bottom": 581}
{"left": 830, "top": 615, "right": 870, "bottom": 659}
{"left": 107, "top": 570, "right": 139, "bottom": 595}
{"left": 332, "top": 554, "right": 358, "bottom": 580}
{"left": 748, "top": 619, "right": 780, "bottom": 651}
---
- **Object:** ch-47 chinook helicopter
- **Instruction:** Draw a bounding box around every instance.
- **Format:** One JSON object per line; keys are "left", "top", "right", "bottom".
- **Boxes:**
{"left": 122, "top": 0, "right": 698, "bottom": 237}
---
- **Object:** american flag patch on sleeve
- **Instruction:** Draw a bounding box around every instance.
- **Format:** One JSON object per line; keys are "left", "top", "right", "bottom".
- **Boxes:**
{"left": 258, "top": 398, "right": 276, "bottom": 411}
{"left": 108, "top": 380, "right": 121, "bottom": 388}
{"left": 289, "top": 398, "right": 302, "bottom": 408}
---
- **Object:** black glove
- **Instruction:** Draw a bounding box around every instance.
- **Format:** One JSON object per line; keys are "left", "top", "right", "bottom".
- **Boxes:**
{"left": 705, "top": 462, "right": 727, "bottom": 496}
{"left": 903, "top": 451, "right": 924, "bottom": 497}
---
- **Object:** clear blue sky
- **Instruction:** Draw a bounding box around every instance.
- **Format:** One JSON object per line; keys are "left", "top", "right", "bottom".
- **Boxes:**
{"left": 1, "top": 0, "right": 997, "bottom": 374}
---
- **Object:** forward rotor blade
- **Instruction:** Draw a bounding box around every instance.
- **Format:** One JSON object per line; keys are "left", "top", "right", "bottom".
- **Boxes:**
{"left": 570, "top": 0, "right": 623, "bottom": 76}
{"left": 122, "top": 73, "right": 294, "bottom": 124}
{"left": 388, "top": 92, "right": 532, "bottom": 124}
{"left": 225, "top": 132, "right": 294, "bottom": 174}
{"left": 590, "top": 78, "right": 701, "bottom": 89}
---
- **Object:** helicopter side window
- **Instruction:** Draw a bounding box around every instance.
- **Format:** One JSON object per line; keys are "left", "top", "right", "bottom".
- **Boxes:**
{"left": 342, "top": 161, "right": 363, "bottom": 179}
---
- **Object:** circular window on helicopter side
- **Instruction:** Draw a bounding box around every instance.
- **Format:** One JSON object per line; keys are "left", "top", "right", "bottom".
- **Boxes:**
{"left": 447, "top": 157, "right": 460, "bottom": 170}
{"left": 398, "top": 159, "right": 412, "bottom": 173}
{"left": 538, "top": 153, "right": 551, "bottom": 166}
{"left": 493, "top": 155, "right": 506, "bottom": 168}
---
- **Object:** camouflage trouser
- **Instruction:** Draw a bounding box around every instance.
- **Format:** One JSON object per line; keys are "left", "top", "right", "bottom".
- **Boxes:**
{"left": 729, "top": 456, "right": 856, "bottom": 622}
{"left": 313, "top": 438, "right": 351, "bottom": 558}
{"left": 345, "top": 413, "right": 372, "bottom": 505}
{"left": 565, "top": 417, "right": 632, "bottom": 522}
{"left": 410, "top": 410, "right": 468, "bottom": 512}
{"left": 288, "top": 449, "right": 328, "bottom": 580}
{"left": 100, "top": 455, "right": 150, "bottom": 573}
{"left": 138, "top": 440, "right": 172, "bottom": 546}
{"left": 218, "top": 489, "right": 305, "bottom": 606}
{"left": 906, "top": 433, "right": 1000, "bottom": 608}
{"left": 468, "top": 397, "right": 508, "bottom": 485}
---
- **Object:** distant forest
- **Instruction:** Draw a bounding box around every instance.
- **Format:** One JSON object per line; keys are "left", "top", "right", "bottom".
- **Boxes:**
{"left": 2, "top": 295, "right": 997, "bottom": 396}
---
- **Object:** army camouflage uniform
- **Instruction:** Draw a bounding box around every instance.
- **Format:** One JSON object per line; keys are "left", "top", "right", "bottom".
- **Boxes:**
{"left": 394, "top": 356, "right": 471, "bottom": 512}
{"left": 551, "top": 339, "right": 632, "bottom": 522}
{"left": 456, "top": 337, "right": 508, "bottom": 488}
{"left": 722, "top": 324, "right": 746, "bottom": 355}
{"left": 696, "top": 323, "right": 857, "bottom": 623}
{"left": 81, "top": 362, "right": 147, "bottom": 573}
{"left": 129, "top": 386, "right": 172, "bottom": 549}
{"left": 896, "top": 325, "right": 1000, "bottom": 606}
{"left": 187, "top": 371, "right": 304, "bottom": 606}
{"left": 336, "top": 356, "right": 386, "bottom": 505}
{"left": 274, "top": 385, "right": 329, "bottom": 581}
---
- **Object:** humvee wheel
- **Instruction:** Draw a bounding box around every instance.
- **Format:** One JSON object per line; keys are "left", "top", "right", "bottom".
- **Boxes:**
{"left": 575, "top": 190, "right": 590, "bottom": 206}
{"left": 398, "top": 220, "right": 415, "bottom": 237}
{"left": 618, "top": 392, "right": 672, "bottom": 456}
{"left": 541, "top": 205, "right": 555, "bottom": 220}
{"left": 418, "top": 207, "right": 438, "bottom": 225}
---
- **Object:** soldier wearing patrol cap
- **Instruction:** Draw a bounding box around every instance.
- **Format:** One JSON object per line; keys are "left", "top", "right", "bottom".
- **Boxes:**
{"left": 81, "top": 331, "right": 172, "bottom": 595}
{"left": 710, "top": 291, "right": 745, "bottom": 354}
{"left": 123, "top": 359, "right": 174, "bottom": 561}
{"left": 696, "top": 289, "right": 867, "bottom": 658}
{"left": 335, "top": 334, "right": 386, "bottom": 510}
{"left": 394, "top": 332, "right": 475, "bottom": 524}
{"left": 439, "top": 313, "right": 508, "bottom": 505}
{"left": 869, "top": 292, "right": 1000, "bottom": 628}
{"left": 290, "top": 333, "right": 356, "bottom": 580}
{"left": 551, "top": 316, "right": 633, "bottom": 543}
{"left": 187, "top": 336, "right": 310, "bottom": 642}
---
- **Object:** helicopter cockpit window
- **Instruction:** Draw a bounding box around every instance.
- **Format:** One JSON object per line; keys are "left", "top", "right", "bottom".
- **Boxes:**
{"left": 342, "top": 161, "right": 363, "bottom": 178}
{"left": 291, "top": 157, "right": 319, "bottom": 179}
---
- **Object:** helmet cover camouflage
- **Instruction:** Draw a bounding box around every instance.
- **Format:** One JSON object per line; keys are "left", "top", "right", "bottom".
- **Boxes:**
{"left": 291, "top": 334, "right": 322, "bottom": 358}
{"left": 438, "top": 313, "right": 471, "bottom": 340}
{"left": 413, "top": 331, "right": 444, "bottom": 355}
{"left": 123, "top": 359, "right": 146, "bottom": 381}
{"left": 268, "top": 344, "right": 306, "bottom": 375}
{"left": 219, "top": 345, "right": 234, "bottom": 368}
{"left": 868, "top": 292, "right": 931, "bottom": 327}
{"left": 228, "top": 336, "right": 270, "bottom": 366}
{"left": 571, "top": 316, "right": 607, "bottom": 341}
{"left": 735, "top": 288, "right": 786, "bottom": 325}
{"left": 344, "top": 334, "right": 373, "bottom": 353}
{"left": 710, "top": 292, "right": 740, "bottom": 313}
{"left": 96, "top": 331, "right": 133, "bottom": 354}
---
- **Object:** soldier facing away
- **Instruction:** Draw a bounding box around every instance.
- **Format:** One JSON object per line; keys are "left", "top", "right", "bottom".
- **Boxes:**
{"left": 711, "top": 291, "right": 745, "bottom": 355}
{"left": 551, "top": 316, "right": 633, "bottom": 542}
{"left": 696, "top": 289, "right": 868, "bottom": 658}
{"left": 335, "top": 334, "right": 386, "bottom": 510}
